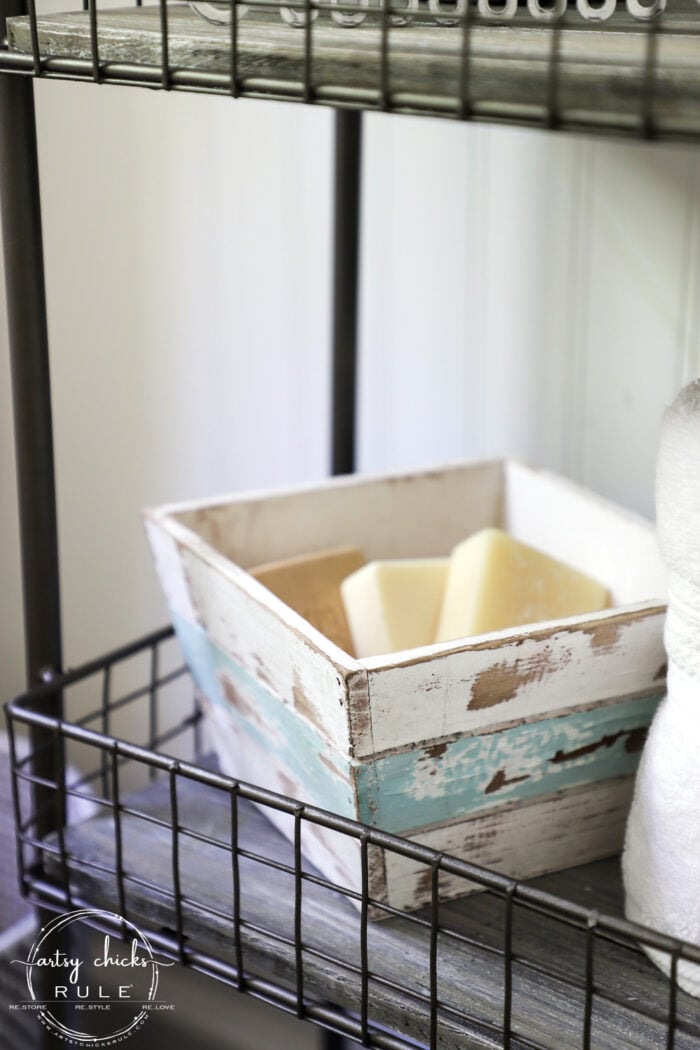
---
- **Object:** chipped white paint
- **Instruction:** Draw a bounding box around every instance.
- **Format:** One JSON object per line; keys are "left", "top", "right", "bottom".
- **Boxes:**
{"left": 363, "top": 610, "right": 665, "bottom": 756}
{"left": 143, "top": 518, "right": 201, "bottom": 626}
{"left": 160, "top": 458, "right": 503, "bottom": 568}
{"left": 383, "top": 776, "right": 636, "bottom": 912}
{"left": 146, "top": 508, "right": 359, "bottom": 751}
{"left": 201, "top": 697, "right": 364, "bottom": 895}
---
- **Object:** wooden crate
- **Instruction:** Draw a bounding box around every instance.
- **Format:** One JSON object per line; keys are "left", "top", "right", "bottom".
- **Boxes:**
{"left": 145, "top": 459, "right": 667, "bottom": 911}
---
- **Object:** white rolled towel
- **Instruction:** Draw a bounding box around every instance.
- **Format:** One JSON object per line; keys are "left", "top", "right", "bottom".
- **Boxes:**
{"left": 623, "top": 379, "right": 700, "bottom": 996}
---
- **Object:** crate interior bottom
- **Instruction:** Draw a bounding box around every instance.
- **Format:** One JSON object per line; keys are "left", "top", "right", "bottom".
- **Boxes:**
{"left": 26, "top": 760, "right": 700, "bottom": 1050}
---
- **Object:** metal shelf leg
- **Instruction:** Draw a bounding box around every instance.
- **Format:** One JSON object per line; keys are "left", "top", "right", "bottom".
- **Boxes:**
{"left": 330, "top": 108, "right": 362, "bottom": 477}
{"left": 0, "top": 4, "right": 63, "bottom": 818}
{"left": 0, "top": 22, "right": 64, "bottom": 1047}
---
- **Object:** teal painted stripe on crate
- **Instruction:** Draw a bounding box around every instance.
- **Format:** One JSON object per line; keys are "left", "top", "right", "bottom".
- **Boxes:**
{"left": 172, "top": 611, "right": 229, "bottom": 710}
{"left": 172, "top": 612, "right": 357, "bottom": 818}
{"left": 172, "top": 611, "right": 662, "bottom": 836}
{"left": 355, "top": 693, "right": 662, "bottom": 833}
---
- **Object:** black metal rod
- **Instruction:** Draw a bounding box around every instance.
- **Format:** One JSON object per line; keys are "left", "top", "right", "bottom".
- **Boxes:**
{"left": 429, "top": 857, "right": 441, "bottom": 1050}
{"left": 0, "top": 5, "right": 62, "bottom": 689}
{"left": 293, "top": 806, "right": 305, "bottom": 1018}
{"left": 359, "top": 834, "right": 369, "bottom": 1044}
{"left": 169, "top": 763, "right": 186, "bottom": 963}
{"left": 230, "top": 784, "right": 244, "bottom": 989}
{"left": 583, "top": 913, "right": 598, "bottom": 1050}
{"left": 0, "top": 0, "right": 63, "bottom": 847}
{"left": 321, "top": 1031, "right": 348, "bottom": 1050}
{"left": 331, "top": 108, "right": 362, "bottom": 476}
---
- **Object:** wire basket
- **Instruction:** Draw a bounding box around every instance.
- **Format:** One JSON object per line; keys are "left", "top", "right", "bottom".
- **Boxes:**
{"left": 5, "top": 626, "right": 700, "bottom": 1049}
{"left": 0, "top": 0, "right": 699, "bottom": 137}
{"left": 0, "top": 733, "right": 42, "bottom": 1050}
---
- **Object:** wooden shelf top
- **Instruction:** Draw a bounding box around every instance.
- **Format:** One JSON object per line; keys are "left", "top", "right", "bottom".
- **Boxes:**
{"left": 6, "top": 3, "right": 700, "bottom": 136}
{"left": 44, "top": 762, "right": 700, "bottom": 1050}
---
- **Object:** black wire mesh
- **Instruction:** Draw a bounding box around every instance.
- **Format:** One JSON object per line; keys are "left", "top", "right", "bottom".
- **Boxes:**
{"left": 5, "top": 627, "right": 700, "bottom": 1049}
{"left": 0, "top": 0, "right": 699, "bottom": 138}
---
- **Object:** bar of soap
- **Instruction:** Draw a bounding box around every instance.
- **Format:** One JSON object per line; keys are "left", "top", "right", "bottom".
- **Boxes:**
{"left": 341, "top": 559, "right": 449, "bottom": 658}
{"left": 435, "top": 527, "right": 609, "bottom": 643}
{"left": 250, "top": 546, "right": 365, "bottom": 655}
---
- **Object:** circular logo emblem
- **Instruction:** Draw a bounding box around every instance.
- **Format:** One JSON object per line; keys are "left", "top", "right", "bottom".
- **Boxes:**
{"left": 13, "top": 908, "right": 173, "bottom": 1045}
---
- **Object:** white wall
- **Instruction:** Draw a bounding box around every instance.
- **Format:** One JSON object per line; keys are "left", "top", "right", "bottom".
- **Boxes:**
{"left": 1, "top": 85, "right": 333, "bottom": 695}
{"left": 2, "top": 85, "right": 699, "bottom": 700}
{"left": 359, "top": 115, "right": 700, "bottom": 509}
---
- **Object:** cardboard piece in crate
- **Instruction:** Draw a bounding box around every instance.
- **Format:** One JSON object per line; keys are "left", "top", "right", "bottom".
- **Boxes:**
{"left": 145, "top": 459, "right": 668, "bottom": 912}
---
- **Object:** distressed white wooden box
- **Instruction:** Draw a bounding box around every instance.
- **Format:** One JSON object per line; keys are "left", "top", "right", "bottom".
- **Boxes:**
{"left": 145, "top": 459, "right": 668, "bottom": 912}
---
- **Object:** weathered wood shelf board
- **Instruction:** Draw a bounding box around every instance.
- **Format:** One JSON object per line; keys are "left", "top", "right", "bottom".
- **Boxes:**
{"left": 8, "top": 4, "right": 700, "bottom": 132}
{"left": 47, "top": 769, "right": 700, "bottom": 1050}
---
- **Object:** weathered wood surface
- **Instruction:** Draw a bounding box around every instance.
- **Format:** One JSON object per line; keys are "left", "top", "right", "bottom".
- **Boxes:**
{"left": 363, "top": 612, "right": 666, "bottom": 756}
{"left": 389, "top": 775, "right": 636, "bottom": 910}
{"left": 48, "top": 767, "right": 700, "bottom": 1049}
{"left": 145, "top": 459, "right": 667, "bottom": 908}
{"left": 197, "top": 684, "right": 652, "bottom": 912}
{"left": 8, "top": 4, "right": 700, "bottom": 131}
{"left": 149, "top": 459, "right": 666, "bottom": 757}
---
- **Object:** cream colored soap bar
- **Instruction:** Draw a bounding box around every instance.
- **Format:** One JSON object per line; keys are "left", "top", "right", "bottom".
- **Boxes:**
{"left": 251, "top": 546, "right": 365, "bottom": 655}
{"left": 436, "top": 527, "right": 610, "bottom": 643}
{"left": 341, "top": 559, "right": 449, "bottom": 659}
